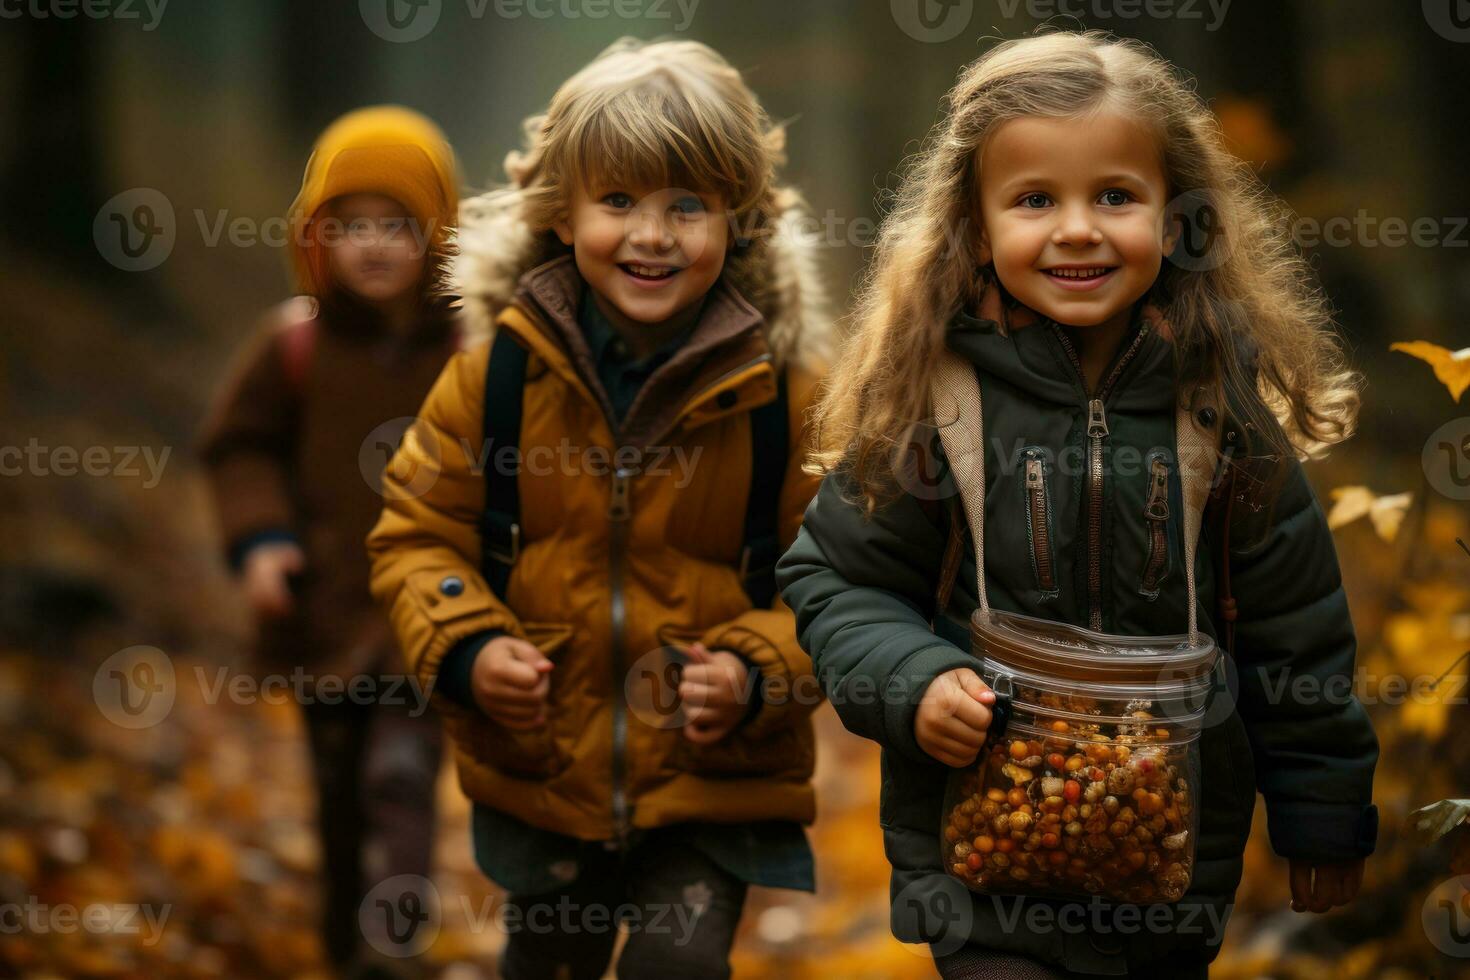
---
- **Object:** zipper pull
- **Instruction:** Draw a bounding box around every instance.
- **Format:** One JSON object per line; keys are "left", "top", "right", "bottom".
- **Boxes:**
{"left": 1025, "top": 456, "right": 1044, "bottom": 491}
{"left": 1087, "top": 398, "right": 1109, "bottom": 439}
{"left": 609, "top": 468, "right": 633, "bottom": 521}
{"left": 1145, "top": 458, "right": 1170, "bottom": 521}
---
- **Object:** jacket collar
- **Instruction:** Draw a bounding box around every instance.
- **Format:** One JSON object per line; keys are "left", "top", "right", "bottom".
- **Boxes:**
{"left": 506, "top": 255, "right": 777, "bottom": 449}
{"left": 946, "top": 282, "right": 1180, "bottom": 414}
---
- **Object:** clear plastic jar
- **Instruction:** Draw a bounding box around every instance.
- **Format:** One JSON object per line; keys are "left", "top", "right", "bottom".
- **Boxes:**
{"left": 940, "top": 609, "right": 1218, "bottom": 904}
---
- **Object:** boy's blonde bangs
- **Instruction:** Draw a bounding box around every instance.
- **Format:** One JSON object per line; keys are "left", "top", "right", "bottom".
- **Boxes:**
{"left": 508, "top": 39, "right": 780, "bottom": 232}
{"left": 557, "top": 79, "right": 765, "bottom": 215}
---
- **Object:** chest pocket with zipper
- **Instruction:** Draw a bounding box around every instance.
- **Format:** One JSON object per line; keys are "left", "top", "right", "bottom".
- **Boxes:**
{"left": 1019, "top": 446, "right": 1061, "bottom": 599}
{"left": 1138, "top": 450, "right": 1174, "bottom": 600}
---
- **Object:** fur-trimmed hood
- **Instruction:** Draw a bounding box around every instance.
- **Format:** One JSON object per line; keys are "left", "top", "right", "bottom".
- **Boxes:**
{"left": 453, "top": 186, "right": 834, "bottom": 370}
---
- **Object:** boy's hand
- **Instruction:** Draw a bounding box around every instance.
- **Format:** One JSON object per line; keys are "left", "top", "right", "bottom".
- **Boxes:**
{"left": 470, "top": 636, "right": 554, "bottom": 730}
{"left": 915, "top": 667, "right": 997, "bottom": 767}
{"left": 679, "top": 642, "right": 750, "bottom": 745}
{"left": 242, "top": 542, "right": 305, "bottom": 619}
{"left": 1288, "top": 858, "right": 1364, "bottom": 913}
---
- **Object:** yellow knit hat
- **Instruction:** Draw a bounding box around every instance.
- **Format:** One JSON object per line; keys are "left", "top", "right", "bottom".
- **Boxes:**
{"left": 288, "top": 105, "right": 459, "bottom": 295}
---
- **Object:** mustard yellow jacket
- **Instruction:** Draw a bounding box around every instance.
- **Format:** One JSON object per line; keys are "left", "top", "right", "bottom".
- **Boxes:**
{"left": 367, "top": 236, "right": 830, "bottom": 841}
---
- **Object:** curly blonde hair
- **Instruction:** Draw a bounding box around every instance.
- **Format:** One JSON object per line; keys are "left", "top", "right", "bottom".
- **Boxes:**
{"left": 812, "top": 28, "right": 1361, "bottom": 512}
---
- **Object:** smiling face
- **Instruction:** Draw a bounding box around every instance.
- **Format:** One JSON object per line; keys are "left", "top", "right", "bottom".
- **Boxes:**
{"left": 323, "top": 192, "right": 428, "bottom": 305}
{"left": 976, "top": 109, "right": 1177, "bottom": 332}
{"left": 554, "top": 180, "right": 730, "bottom": 338}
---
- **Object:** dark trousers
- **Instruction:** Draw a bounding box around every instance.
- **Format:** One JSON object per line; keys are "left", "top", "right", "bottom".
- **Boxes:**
{"left": 302, "top": 694, "right": 443, "bottom": 973}
{"left": 499, "top": 829, "right": 749, "bottom": 980}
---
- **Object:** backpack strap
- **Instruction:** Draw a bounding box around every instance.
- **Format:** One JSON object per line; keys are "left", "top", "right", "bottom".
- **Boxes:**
{"left": 929, "top": 350, "right": 1223, "bottom": 642}
{"left": 1176, "top": 383, "right": 1226, "bottom": 642}
{"left": 1205, "top": 417, "right": 1241, "bottom": 658}
{"left": 276, "top": 299, "right": 464, "bottom": 395}
{"left": 479, "top": 330, "right": 529, "bottom": 599}
{"left": 934, "top": 494, "right": 966, "bottom": 620}
{"left": 738, "top": 367, "right": 790, "bottom": 608}
{"left": 275, "top": 304, "right": 319, "bottom": 395}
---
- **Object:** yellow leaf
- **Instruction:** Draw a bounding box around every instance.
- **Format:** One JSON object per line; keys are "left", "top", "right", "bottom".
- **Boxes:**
{"left": 1328, "top": 486, "right": 1412, "bottom": 541}
{"left": 1369, "top": 492, "right": 1413, "bottom": 542}
{"left": 1327, "top": 486, "right": 1374, "bottom": 529}
{"left": 1391, "top": 340, "right": 1470, "bottom": 402}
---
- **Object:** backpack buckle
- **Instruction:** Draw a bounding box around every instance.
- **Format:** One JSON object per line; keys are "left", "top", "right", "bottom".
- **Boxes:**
{"left": 484, "top": 520, "right": 520, "bottom": 566}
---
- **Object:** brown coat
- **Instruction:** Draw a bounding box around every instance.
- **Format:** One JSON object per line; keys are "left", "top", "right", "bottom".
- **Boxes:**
{"left": 197, "top": 298, "right": 459, "bottom": 681}
{"left": 366, "top": 239, "right": 832, "bottom": 839}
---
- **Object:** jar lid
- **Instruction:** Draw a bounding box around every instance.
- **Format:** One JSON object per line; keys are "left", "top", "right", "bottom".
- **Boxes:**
{"left": 971, "top": 607, "right": 1218, "bottom": 687}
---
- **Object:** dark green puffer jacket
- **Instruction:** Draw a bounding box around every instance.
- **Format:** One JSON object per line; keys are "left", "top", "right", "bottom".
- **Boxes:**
{"left": 775, "top": 303, "right": 1379, "bottom": 974}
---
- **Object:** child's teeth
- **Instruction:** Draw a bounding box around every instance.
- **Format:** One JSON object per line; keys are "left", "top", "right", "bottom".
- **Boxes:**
{"left": 629, "top": 264, "right": 673, "bottom": 278}
{"left": 1051, "top": 267, "right": 1108, "bottom": 278}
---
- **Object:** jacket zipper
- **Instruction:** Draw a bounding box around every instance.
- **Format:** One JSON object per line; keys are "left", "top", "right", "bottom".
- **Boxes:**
{"left": 608, "top": 466, "right": 633, "bottom": 848}
{"left": 1051, "top": 322, "right": 1152, "bottom": 631}
{"left": 1140, "top": 455, "right": 1170, "bottom": 598}
{"left": 509, "top": 312, "right": 774, "bottom": 848}
{"left": 1023, "top": 452, "right": 1057, "bottom": 594}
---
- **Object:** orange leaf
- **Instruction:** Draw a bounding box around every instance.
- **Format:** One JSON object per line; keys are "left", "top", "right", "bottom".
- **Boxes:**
{"left": 1327, "top": 486, "right": 1413, "bottom": 541}
{"left": 1391, "top": 340, "right": 1470, "bottom": 402}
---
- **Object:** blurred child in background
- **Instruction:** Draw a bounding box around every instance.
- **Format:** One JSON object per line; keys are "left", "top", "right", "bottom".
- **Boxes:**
{"left": 197, "top": 105, "right": 461, "bottom": 978}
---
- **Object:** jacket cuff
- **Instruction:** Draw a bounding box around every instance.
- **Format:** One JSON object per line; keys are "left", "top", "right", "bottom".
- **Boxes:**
{"left": 1265, "top": 800, "right": 1379, "bottom": 862}
{"left": 883, "top": 644, "right": 976, "bottom": 767}
{"left": 226, "top": 527, "right": 300, "bottom": 572}
{"left": 434, "top": 630, "right": 504, "bottom": 713}
{"left": 699, "top": 622, "right": 794, "bottom": 739}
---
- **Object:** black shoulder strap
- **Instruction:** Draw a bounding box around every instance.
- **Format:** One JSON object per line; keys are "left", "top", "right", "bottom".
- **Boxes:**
{"left": 480, "top": 330, "right": 529, "bottom": 598}
{"left": 738, "top": 367, "right": 789, "bottom": 608}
